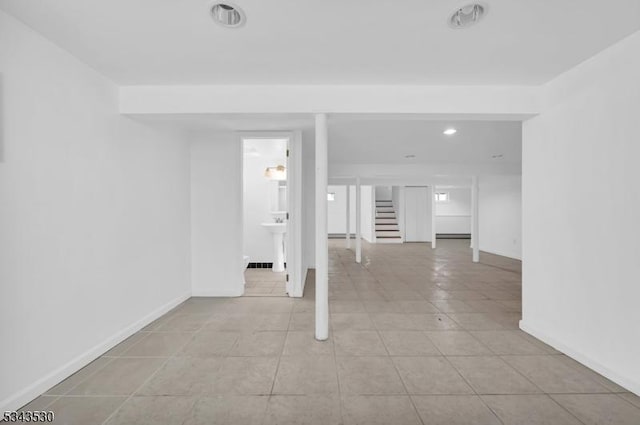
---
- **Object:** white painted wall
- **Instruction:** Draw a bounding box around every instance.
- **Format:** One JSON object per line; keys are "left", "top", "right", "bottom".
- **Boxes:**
{"left": 435, "top": 188, "right": 471, "bottom": 234}
{"left": 375, "top": 185, "right": 392, "bottom": 200}
{"left": 0, "top": 11, "right": 191, "bottom": 411}
{"left": 328, "top": 185, "right": 356, "bottom": 235}
{"left": 522, "top": 31, "right": 640, "bottom": 394}
{"left": 478, "top": 176, "right": 521, "bottom": 259}
{"left": 190, "top": 134, "right": 244, "bottom": 297}
{"left": 404, "top": 187, "right": 432, "bottom": 242}
{"left": 243, "top": 140, "right": 287, "bottom": 263}
{"left": 360, "top": 186, "right": 374, "bottom": 242}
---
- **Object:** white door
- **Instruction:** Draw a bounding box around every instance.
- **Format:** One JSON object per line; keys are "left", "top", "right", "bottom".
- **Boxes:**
{"left": 404, "top": 187, "right": 432, "bottom": 242}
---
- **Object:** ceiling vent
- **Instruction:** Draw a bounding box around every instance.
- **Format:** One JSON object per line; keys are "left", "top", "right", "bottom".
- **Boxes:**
{"left": 449, "top": 4, "right": 486, "bottom": 29}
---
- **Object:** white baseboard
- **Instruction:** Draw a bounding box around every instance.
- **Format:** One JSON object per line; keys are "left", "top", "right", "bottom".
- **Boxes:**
{"left": 520, "top": 320, "right": 639, "bottom": 396}
{"left": 0, "top": 291, "right": 191, "bottom": 412}
{"left": 192, "top": 288, "right": 244, "bottom": 297}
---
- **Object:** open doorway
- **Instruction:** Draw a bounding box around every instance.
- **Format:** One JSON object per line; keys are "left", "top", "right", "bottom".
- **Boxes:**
{"left": 242, "top": 137, "right": 289, "bottom": 296}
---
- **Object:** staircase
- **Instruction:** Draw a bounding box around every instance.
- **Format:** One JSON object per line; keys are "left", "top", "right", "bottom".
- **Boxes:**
{"left": 375, "top": 200, "right": 402, "bottom": 243}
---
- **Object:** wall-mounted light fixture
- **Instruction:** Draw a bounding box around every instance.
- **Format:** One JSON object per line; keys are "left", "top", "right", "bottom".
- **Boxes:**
{"left": 265, "top": 165, "right": 286, "bottom": 180}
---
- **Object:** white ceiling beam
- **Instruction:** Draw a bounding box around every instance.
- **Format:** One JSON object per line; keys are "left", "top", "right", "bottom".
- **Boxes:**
{"left": 119, "top": 85, "right": 541, "bottom": 117}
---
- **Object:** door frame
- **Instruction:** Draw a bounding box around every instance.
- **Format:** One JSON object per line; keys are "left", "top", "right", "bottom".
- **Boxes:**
{"left": 239, "top": 130, "right": 304, "bottom": 297}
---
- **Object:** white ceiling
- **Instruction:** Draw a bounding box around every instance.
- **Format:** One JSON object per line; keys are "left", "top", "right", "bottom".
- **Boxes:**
{"left": 2, "top": 0, "right": 639, "bottom": 85}
{"left": 326, "top": 120, "right": 521, "bottom": 165}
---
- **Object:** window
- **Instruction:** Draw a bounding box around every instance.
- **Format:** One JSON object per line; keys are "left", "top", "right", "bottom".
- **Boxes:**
{"left": 435, "top": 192, "right": 449, "bottom": 202}
{"left": 327, "top": 192, "right": 336, "bottom": 201}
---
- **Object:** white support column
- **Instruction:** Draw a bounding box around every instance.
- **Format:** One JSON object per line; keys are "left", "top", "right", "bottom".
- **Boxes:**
{"left": 471, "top": 175, "right": 480, "bottom": 263}
{"left": 315, "top": 113, "right": 329, "bottom": 341}
{"left": 431, "top": 185, "right": 437, "bottom": 249}
{"left": 355, "top": 177, "right": 362, "bottom": 264}
{"left": 345, "top": 185, "right": 351, "bottom": 248}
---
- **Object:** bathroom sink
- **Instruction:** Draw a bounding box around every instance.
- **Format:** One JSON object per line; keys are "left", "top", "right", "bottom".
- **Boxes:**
{"left": 261, "top": 223, "right": 287, "bottom": 272}
{"left": 261, "top": 222, "right": 287, "bottom": 234}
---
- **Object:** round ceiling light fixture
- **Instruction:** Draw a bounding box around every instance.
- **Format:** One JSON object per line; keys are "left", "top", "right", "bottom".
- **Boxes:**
{"left": 448, "top": 3, "right": 486, "bottom": 29}
{"left": 210, "top": 3, "right": 245, "bottom": 28}
{"left": 443, "top": 128, "right": 457, "bottom": 136}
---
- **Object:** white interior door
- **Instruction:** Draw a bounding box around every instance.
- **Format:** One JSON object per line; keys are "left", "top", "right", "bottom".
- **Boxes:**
{"left": 404, "top": 186, "right": 431, "bottom": 242}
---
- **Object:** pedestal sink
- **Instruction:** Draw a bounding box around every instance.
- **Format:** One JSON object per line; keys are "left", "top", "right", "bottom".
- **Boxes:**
{"left": 261, "top": 222, "right": 287, "bottom": 272}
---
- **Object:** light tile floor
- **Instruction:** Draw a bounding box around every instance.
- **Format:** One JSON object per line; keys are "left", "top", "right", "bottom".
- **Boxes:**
{"left": 244, "top": 269, "right": 287, "bottom": 297}
{"left": 12, "top": 240, "right": 640, "bottom": 425}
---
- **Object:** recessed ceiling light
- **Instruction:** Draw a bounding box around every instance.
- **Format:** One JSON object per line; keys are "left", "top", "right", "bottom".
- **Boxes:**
{"left": 210, "top": 3, "right": 245, "bottom": 28}
{"left": 405, "top": 154, "right": 416, "bottom": 159}
{"left": 443, "top": 128, "right": 457, "bottom": 136}
{"left": 449, "top": 3, "right": 486, "bottom": 29}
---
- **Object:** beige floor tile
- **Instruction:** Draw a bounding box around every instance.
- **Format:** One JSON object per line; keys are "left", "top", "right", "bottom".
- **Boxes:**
{"left": 448, "top": 356, "right": 541, "bottom": 395}
{"left": 156, "top": 313, "right": 211, "bottom": 332}
{"left": 45, "top": 357, "right": 113, "bottom": 395}
{"left": 122, "top": 332, "right": 193, "bottom": 357}
{"left": 205, "top": 313, "right": 291, "bottom": 332}
{"left": 47, "top": 396, "right": 126, "bottom": 425}
{"left": 68, "top": 357, "right": 165, "bottom": 396}
{"left": 283, "top": 331, "right": 334, "bottom": 356}
{"left": 447, "top": 313, "right": 506, "bottom": 330}
{"left": 289, "top": 312, "right": 315, "bottom": 331}
{"left": 483, "top": 395, "right": 582, "bottom": 425}
{"left": 105, "top": 396, "right": 195, "bottom": 425}
{"left": 503, "top": 355, "right": 610, "bottom": 393}
{"left": 229, "top": 331, "right": 286, "bottom": 357}
{"left": 341, "top": 395, "right": 421, "bottom": 425}
{"left": 337, "top": 356, "right": 406, "bottom": 395}
{"left": 392, "top": 300, "right": 440, "bottom": 313}
{"left": 380, "top": 331, "right": 441, "bottom": 356}
{"left": 264, "top": 395, "right": 342, "bottom": 425}
{"left": 330, "top": 313, "right": 375, "bottom": 331}
{"left": 209, "top": 357, "right": 279, "bottom": 395}
{"left": 554, "top": 355, "right": 629, "bottom": 392}
{"left": 412, "top": 395, "right": 502, "bottom": 425}
{"left": 273, "top": 355, "right": 339, "bottom": 394}
{"left": 431, "top": 300, "right": 477, "bottom": 313}
{"left": 619, "top": 392, "right": 640, "bottom": 408}
{"left": 18, "top": 395, "right": 58, "bottom": 411}
{"left": 371, "top": 313, "right": 421, "bottom": 330}
{"left": 393, "top": 357, "right": 474, "bottom": 395}
{"left": 179, "top": 331, "right": 239, "bottom": 357}
{"left": 184, "top": 395, "right": 269, "bottom": 425}
{"left": 410, "top": 314, "right": 461, "bottom": 331}
{"left": 334, "top": 331, "right": 388, "bottom": 356}
{"left": 426, "top": 331, "right": 492, "bottom": 356}
{"left": 470, "top": 331, "right": 548, "bottom": 355}
{"left": 103, "top": 333, "right": 150, "bottom": 357}
{"left": 551, "top": 394, "right": 640, "bottom": 425}
{"left": 137, "top": 357, "right": 224, "bottom": 395}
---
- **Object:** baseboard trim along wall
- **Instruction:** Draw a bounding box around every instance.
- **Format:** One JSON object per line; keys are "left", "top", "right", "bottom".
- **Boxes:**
{"left": 520, "top": 320, "right": 639, "bottom": 396}
{"left": 1, "top": 292, "right": 191, "bottom": 412}
{"left": 191, "top": 288, "right": 244, "bottom": 297}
